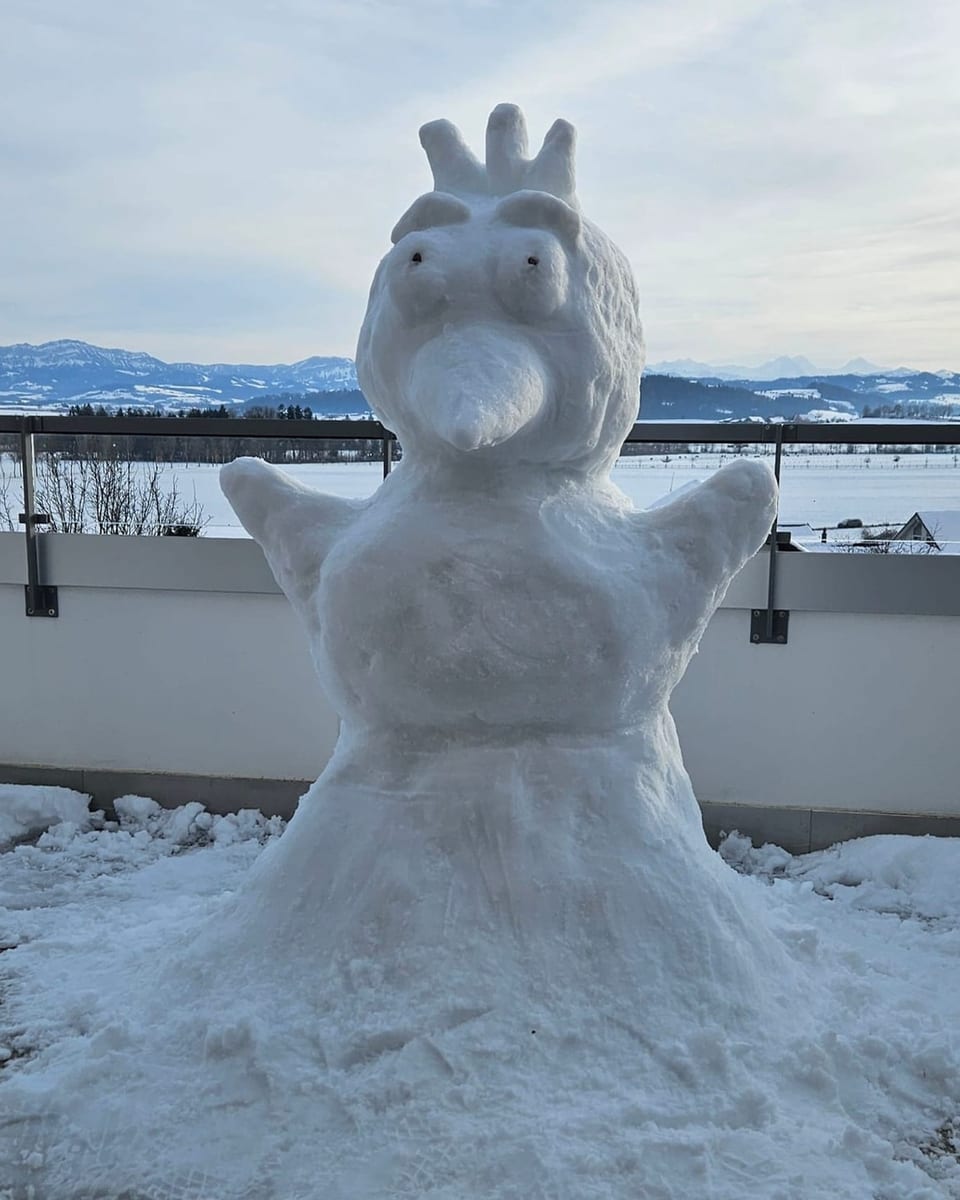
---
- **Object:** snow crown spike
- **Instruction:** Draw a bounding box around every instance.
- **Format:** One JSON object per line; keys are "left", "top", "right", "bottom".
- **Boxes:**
{"left": 418, "top": 104, "right": 578, "bottom": 207}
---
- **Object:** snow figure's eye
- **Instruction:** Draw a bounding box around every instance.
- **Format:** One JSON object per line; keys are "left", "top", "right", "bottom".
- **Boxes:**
{"left": 494, "top": 233, "right": 568, "bottom": 322}
{"left": 388, "top": 238, "right": 446, "bottom": 321}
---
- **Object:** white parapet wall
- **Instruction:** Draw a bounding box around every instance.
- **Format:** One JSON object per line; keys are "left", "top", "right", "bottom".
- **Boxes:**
{"left": 0, "top": 533, "right": 336, "bottom": 784}
{"left": 2, "top": 531, "right": 959, "bottom": 848}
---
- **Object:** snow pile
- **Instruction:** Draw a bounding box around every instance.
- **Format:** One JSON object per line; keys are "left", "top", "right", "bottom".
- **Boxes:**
{"left": 0, "top": 793, "right": 287, "bottom": 1103}
{"left": 1, "top": 804, "right": 959, "bottom": 1198}
{"left": 0, "top": 788, "right": 286, "bottom": 923}
{"left": 113, "top": 793, "right": 284, "bottom": 848}
{"left": 723, "top": 829, "right": 960, "bottom": 925}
{"left": 0, "top": 783, "right": 92, "bottom": 848}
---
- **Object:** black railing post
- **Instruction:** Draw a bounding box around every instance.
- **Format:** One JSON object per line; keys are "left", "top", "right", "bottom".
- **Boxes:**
{"left": 383, "top": 434, "right": 393, "bottom": 478}
{"left": 765, "top": 426, "right": 784, "bottom": 642}
{"left": 751, "top": 423, "right": 789, "bottom": 645}
{"left": 19, "top": 419, "right": 58, "bottom": 618}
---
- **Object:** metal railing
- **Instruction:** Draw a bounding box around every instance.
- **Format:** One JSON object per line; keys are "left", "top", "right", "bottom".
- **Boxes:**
{"left": 1, "top": 414, "right": 958, "bottom": 632}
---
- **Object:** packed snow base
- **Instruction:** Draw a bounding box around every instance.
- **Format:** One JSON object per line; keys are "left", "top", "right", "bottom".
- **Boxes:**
{"left": 0, "top": 789, "right": 959, "bottom": 1199}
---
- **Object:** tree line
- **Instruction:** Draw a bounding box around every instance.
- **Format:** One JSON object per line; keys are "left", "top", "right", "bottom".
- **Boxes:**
{"left": 45, "top": 396, "right": 392, "bottom": 466}
{"left": 861, "top": 399, "right": 960, "bottom": 421}
{"left": 0, "top": 393, "right": 392, "bottom": 536}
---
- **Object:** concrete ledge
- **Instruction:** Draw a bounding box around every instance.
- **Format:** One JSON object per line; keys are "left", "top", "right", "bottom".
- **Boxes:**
{"left": 701, "top": 801, "right": 960, "bottom": 854}
{"left": 700, "top": 802, "right": 812, "bottom": 855}
{"left": 808, "top": 807, "right": 960, "bottom": 849}
{"left": 722, "top": 550, "right": 960, "bottom": 618}
{"left": 4, "top": 532, "right": 960, "bottom": 615}
{"left": 0, "top": 765, "right": 310, "bottom": 820}
{"left": 0, "top": 763, "right": 87, "bottom": 794}
{"left": 0, "top": 532, "right": 280, "bottom": 594}
{"left": 3, "top": 764, "right": 959, "bottom": 851}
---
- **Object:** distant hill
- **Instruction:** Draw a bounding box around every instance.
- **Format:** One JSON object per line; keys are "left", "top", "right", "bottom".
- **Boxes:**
{"left": 722, "top": 372, "right": 960, "bottom": 418}
{"left": 638, "top": 376, "right": 789, "bottom": 420}
{"left": 281, "top": 376, "right": 864, "bottom": 422}
{"left": 649, "top": 355, "right": 823, "bottom": 381}
{"left": 2, "top": 340, "right": 958, "bottom": 423}
{"left": 0, "top": 339, "right": 357, "bottom": 411}
{"left": 640, "top": 367, "right": 960, "bottom": 420}
{"left": 647, "top": 355, "right": 906, "bottom": 380}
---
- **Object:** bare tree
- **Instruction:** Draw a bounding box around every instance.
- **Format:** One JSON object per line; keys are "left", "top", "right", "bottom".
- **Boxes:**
{"left": 0, "top": 455, "right": 19, "bottom": 532}
{"left": 846, "top": 525, "right": 937, "bottom": 555}
{"left": 11, "top": 451, "right": 208, "bottom": 536}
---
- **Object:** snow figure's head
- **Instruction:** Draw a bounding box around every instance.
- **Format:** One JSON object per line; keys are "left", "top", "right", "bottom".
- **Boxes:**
{"left": 357, "top": 104, "right": 643, "bottom": 474}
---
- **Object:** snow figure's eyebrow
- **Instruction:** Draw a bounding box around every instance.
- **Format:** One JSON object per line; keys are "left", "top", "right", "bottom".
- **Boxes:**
{"left": 390, "top": 192, "right": 472, "bottom": 245}
{"left": 493, "top": 189, "right": 582, "bottom": 244}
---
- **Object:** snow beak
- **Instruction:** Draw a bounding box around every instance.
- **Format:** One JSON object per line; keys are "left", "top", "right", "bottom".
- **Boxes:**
{"left": 407, "top": 327, "right": 548, "bottom": 452}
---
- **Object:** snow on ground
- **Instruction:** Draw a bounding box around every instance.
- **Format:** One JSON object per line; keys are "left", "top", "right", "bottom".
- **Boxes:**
{"left": 191, "top": 453, "right": 960, "bottom": 536}
{"left": 1, "top": 787, "right": 958, "bottom": 1198}
{"left": 0, "top": 785, "right": 92, "bottom": 849}
{"left": 4, "top": 451, "right": 960, "bottom": 540}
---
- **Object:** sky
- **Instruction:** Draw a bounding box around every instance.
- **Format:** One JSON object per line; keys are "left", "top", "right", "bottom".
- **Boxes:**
{"left": 1, "top": 0, "right": 958, "bottom": 371}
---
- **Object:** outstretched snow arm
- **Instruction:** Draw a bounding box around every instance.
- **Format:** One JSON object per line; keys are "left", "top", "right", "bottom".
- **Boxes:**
{"left": 220, "top": 458, "right": 362, "bottom": 619}
{"left": 641, "top": 458, "right": 778, "bottom": 650}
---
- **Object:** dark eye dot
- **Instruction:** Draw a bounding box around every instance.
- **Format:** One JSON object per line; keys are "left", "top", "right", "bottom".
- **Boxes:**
{"left": 411, "top": 251, "right": 422, "bottom": 263}
{"left": 527, "top": 256, "right": 539, "bottom": 266}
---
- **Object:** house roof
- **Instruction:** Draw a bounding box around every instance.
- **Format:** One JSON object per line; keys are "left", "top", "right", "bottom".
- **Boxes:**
{"left": 898, "top": 510, "right": 960, "bottom": 552}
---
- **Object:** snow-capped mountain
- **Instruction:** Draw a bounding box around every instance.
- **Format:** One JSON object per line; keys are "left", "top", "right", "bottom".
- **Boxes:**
{"left": 0, "top": 340, "right": 358, "bottom": 410}
{"left": 2, "top": 340, "right": 957, "bottom": 422}
{"left": 650, "top": 355, "right": 888, "bottom": 381}
{"left": 835, "top": 357, "right": 886, "bottom": 376}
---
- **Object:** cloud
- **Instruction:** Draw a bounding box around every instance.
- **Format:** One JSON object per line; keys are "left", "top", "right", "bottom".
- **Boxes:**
{"left": 1, "top": 0, "right": 957, "bottom": 368}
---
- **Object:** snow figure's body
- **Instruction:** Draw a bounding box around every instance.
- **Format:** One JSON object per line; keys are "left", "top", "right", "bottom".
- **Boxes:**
{"left": 219, "top": 104, "right": 785, "bottom": 1190}
{"left": 221, "top": 103, "right": 780, "bottom": 1012}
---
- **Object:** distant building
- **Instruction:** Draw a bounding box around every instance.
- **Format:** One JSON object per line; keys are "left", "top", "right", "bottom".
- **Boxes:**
{"left": 776, "top": 524, "right": 818, "bottom": 551}
{"left": 893, "top": 510, "right": 960, "bottom": 554}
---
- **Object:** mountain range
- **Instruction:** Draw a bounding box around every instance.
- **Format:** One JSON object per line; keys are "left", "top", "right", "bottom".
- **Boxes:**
{"left": 646, "top": 355, "right": 949, "bottom": 381}
{"left": 0, "top": 340, "right": 357, "bottom": 411}
{"left": 1, "top": 340, "right": 958, "bottom": 423}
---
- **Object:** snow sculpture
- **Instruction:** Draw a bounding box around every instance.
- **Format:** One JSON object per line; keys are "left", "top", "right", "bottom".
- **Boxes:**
{"left": 214, "top": 103, "right": 785, "bottom": 1183}
{"left": 7, "top": 110, "right": 953, "bottom": 1200}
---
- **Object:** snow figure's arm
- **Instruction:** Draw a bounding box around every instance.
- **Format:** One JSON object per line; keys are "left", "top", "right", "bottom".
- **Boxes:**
{"left": 220, "top": 458, "right": 361, "bottom": 618}
{"left": 642, "top": 458, "right": 778, "bottom": 647}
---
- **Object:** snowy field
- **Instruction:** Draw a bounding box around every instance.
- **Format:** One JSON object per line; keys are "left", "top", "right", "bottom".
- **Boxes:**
{"left": 3, "top": 452, "right": 959, "bottom": 540}
{"left": 195, "top": 454, "right": 960, "bottom": 536}
{"left": 1, "top": 787, "right": 959, "bottom": 1198}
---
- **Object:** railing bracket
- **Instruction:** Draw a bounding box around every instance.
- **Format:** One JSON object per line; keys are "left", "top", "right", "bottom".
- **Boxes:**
{"left": 18, "top": 421, "right": 59, "bottom": 619}
{"left": 25, "top": 585, "right": 59, "bottom": 618}
{"left": 751, "top": 608, "right": 789, "bottom": 645}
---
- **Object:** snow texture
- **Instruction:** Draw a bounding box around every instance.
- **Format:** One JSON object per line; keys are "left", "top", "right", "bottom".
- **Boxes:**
{"left": 2, "top": 798, "right": 959, "bottom": 1197}
{"left": 2, "top": 105, "right": 958, "bottom": 1197}
{"left": 0, "top": 784, "right": 92, "bottom": 849}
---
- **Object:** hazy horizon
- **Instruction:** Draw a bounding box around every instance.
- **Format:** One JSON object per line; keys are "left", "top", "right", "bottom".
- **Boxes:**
{"left": 3, "top": 336, "right": 955, "bottom": 377}
{"left": 2, "top": 1, "right": 958, "bottom": 371}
